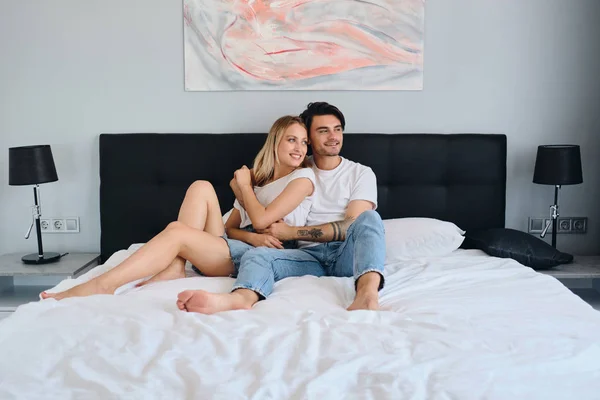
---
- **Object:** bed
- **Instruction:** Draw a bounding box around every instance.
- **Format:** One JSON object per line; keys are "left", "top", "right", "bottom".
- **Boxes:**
{"left": 1, "top": 133, "right": 599, "bottom": 399}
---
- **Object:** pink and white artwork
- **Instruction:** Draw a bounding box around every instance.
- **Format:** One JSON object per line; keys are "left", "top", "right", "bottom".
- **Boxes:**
{"left": 183, "top": 0, "right": 424, "bottom": 91}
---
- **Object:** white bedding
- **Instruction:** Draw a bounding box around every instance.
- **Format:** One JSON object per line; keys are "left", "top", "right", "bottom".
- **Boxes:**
{"left": 1, "top": 248, "right": 600, "bottom": 399}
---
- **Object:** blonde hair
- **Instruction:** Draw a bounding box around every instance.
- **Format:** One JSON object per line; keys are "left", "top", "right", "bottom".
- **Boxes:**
{"left": 253, "top": 115, "right": 308, "bottom": 187}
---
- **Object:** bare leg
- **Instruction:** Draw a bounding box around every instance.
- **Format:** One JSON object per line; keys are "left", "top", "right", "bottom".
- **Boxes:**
{"left": 177, "top": 180, "right": 225, "bottom": 236}
{"left": 177, "top": 289, "right": 259, "bottom": 314}
{"left": 135, "top": 256, "right": 187, "bottom": 287}
{"left": 347, "top": 272, "right": 381, "bottom": 311}
{"left": 41, "top": 222, "right": 234, "bottom": 300}
{"left": 137, "top": 180, "right": 226, "bottom": 286}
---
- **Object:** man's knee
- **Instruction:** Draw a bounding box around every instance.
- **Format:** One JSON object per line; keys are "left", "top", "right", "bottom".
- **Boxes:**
{"left": 354, "top": 210, "right": 384, "bottom": 230}
{"left": 240, "top": 247, "right": 278, "bottom": 265}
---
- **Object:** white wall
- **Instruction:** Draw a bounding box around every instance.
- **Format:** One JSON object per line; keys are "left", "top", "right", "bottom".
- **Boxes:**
{"left": 1, "top": 0, "right": 599, "bottom": 256}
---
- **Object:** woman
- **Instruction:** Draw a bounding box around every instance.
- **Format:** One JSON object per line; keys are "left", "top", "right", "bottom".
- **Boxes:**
{"left": 41, "top": 115, "right": 315, "bottom": 300}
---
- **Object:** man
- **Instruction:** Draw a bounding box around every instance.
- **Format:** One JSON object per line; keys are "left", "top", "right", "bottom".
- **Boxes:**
{"left": 177, "top": 102, "right": 386, "bottom": 313}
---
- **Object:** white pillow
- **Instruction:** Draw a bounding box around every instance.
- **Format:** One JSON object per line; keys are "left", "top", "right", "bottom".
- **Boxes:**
{"left": 383, "top": 217, "right": 465, "bottom": 263}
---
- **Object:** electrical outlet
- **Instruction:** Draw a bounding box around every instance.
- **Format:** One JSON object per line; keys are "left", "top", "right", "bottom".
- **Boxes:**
{"left": 572, "top": 217, "right": 587, "bottom": 233}
{"left": 40, "top": 219, "right": 50, "bottom": 231}
{"left": 557, "top": 218, "right": 571, "bottom": 233}
{"left": 40, "top": 217, "right": 80, "bottom": 233}
{"left": 528, "top": 217, "right": 587, "bottom": 234}
{"left": 53, "top": 219, "right": 64, "bottom": 231}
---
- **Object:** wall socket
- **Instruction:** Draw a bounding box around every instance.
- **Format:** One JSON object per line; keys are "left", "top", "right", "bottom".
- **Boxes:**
{"left": 40, "top": 217, "right": 80, "bottom": 233}
{"left": 528, "top": 217, "right": 587, "bottom": 234}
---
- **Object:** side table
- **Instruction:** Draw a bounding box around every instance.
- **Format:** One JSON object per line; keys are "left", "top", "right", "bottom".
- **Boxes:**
{"left": 0, "top": 252, "right": 100, "bottom": 319}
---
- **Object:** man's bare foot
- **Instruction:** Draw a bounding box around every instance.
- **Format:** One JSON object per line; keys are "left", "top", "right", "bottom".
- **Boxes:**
{"left": 136, "top": 266, "right": 186, "bottom": 288}
{"left": 348, "top": 271, "right": 382, "bottom": 311}
{"left": 347, "top": 293, "right": 380, "bottom": 311}
{"left": 176, "top": 290, "right": 257, "bottom": 314}
{"left": 40, "top": 279, "right": 113, "bottom": 301}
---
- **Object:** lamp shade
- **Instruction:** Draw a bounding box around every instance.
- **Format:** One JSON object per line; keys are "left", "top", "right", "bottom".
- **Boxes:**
{"left": 9, "top": 145, "right": 59, "bottom": 186}
{"left": 533, "top": 144, "right": 583, "bottom": 185}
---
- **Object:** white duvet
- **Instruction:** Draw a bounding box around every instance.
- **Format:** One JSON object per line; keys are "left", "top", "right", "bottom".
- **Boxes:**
{"left": 1, "top": 248, "right": 600, "bottom": 400}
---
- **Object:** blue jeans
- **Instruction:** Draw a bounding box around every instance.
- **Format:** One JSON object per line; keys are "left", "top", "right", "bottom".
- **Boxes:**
{"left": 231, "top": 210, "right": 386, "bottom": 299}
{"left": 191, "top": 226, "right": 298, "bottom": 276}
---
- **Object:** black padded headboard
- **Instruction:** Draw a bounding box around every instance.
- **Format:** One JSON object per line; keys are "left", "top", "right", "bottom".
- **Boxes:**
{"left": 99, "top": 133, "right": 506, "bottom": 262}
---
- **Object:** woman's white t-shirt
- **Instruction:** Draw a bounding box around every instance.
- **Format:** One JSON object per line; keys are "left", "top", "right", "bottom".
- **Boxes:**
{"left": 233, "top": 168, "right": 316, "bottom": 229}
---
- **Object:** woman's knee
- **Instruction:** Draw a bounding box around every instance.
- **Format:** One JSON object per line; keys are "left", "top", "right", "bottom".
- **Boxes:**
{"left": 187, "top": 180, "right": 215, "bottom": 196}
{"left": 164, "top": 221, "right": 191, "bottom": 240}
{"left": 164, "top": 222, "right": 195, "bottom": 255}
{"left": 166, "top": 221, "right": 185, "bottom": 231}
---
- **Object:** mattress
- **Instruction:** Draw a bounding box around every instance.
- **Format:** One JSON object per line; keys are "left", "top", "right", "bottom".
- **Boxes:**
{"left": 1, "top": 247, "right": 599, "bottom": 399}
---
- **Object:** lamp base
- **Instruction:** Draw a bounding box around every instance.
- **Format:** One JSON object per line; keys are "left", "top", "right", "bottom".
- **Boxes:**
{"left": 21, "top": 252, "right": 62, "bottom": 265}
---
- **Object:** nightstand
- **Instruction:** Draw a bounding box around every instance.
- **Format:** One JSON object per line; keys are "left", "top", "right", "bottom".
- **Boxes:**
{"left": 0, "top": 252, "right": 100, "bottom": 320}
{"left": 539, "top": 255, "right": 600, "bottom": 310}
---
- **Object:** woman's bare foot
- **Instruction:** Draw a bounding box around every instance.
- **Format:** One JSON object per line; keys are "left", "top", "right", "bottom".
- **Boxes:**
{"left": 136, "top": 265, "right": 186, "bottom": 288}
{"left": 347, "top": 293, "right": 380, "bottom": 311}
{"left": 176, "top": 290, "right": 256, "bottom": 314}
{"left": 40, "top": 279, "right": 113, "bottom": 301}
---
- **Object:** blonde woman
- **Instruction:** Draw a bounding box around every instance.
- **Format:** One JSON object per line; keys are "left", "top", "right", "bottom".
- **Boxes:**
{"left": 42, "top": 116, "right": 316, "bottom": 300}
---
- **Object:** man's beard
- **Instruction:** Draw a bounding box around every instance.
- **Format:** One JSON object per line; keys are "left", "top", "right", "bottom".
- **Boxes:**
{"left": 317, "top": 149, "right": 339, "bottom": 156}
{"left": 315, "top": 145, "right": 340, "bottom": 157}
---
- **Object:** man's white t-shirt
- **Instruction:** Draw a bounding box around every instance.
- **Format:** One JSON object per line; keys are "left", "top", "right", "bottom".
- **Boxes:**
{"left": 234, "top": 168, "right": 316, "bottom": 229}
{"left": 299, "top": 156, "right": 378, "bottom": 247}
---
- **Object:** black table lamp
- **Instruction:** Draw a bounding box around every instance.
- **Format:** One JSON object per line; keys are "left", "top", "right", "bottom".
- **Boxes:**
{"left": 533, "top": 144, "right": 583, "bottom": 248}
{"left": 9, "top": 145, "right": 62, "bottom": 264}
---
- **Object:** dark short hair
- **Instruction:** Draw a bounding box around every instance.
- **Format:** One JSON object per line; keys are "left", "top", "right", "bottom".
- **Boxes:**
{"left": 299, "top": 102, "right": 346, "bottom": 134}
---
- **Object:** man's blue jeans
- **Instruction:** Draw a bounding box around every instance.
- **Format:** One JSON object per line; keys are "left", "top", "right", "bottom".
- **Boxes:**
{"left": 231, "top": 210, "right": 386, "bottom": 299}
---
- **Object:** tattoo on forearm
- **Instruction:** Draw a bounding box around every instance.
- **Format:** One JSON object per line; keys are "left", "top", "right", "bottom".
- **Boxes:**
{"left": 331, "top": 221, "right": 342, "bottom": 241}
{"left": 298, "top": 228, "right": 324, "bottom": 239}
{"left": 331, "top": 216, "right": 356, "bottom": 242}
{"left": 296, "top": 216, "right": 357, "bottom": 242}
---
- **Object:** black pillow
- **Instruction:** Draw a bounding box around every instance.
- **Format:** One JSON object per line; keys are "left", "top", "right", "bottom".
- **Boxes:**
{"left": 461, "top": 228, "right": 573, "bottom": 270}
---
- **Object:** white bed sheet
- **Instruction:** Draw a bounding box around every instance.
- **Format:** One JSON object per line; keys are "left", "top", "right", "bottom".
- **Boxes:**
{"left": 1, "top": 248, "right": 600, "bottom": 399}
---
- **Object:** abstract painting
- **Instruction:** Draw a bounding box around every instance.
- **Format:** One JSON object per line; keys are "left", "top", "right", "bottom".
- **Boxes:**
{"left": 183, "top": 0, "right": 424, "bottom": 91}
